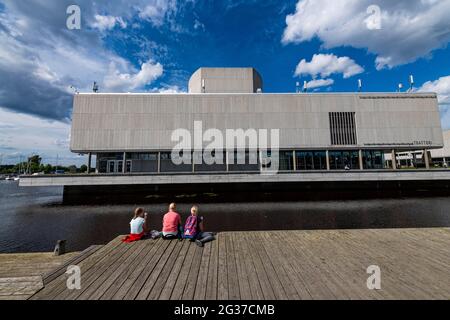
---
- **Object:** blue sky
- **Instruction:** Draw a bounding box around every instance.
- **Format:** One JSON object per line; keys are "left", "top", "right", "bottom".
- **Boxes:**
{"left": 1, "top": 0, "right": 450, "bottom": 165}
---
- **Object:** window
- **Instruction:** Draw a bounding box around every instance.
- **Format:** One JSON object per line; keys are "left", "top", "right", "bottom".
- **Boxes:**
{"left": 228, "top": 150, "right": 259, "bottom": 172}
{"left": 279, "top": 151, "right": 294, "bottom": 171}
{"left": 295, "top": 151, "right": 326, "bottom": 170}
{"left": 160, "top": 152, "right": 192, "bottom": 172}
{"left": 329, "top": 151, "right": 359, "bottom": 170}
{"left": 329, "top": 112, "right": 357, "bottom": 145}
{"left": 127, "top": 153, "right": 158, "bottom": 173}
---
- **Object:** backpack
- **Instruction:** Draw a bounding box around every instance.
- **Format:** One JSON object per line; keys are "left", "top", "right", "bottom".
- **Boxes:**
{"left": 184, "top": 215, "right": 198, "bottom": 238}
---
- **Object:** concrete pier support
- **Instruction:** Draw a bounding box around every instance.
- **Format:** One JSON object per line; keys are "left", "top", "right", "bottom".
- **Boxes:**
{"left": 292, "top": 150, "right": 297, "bottom": 171}
{"left": 392, "top": 150, "right": 397, "bottom": 170}
{"left": 359, "top": 150, "right": 364, "bottom": 170}
{"left": 326, "top": 150, "right": 330, "bottom": 171}
{"left": 87, "top": 153, "right": 92, "bottom": 174}
{"left": 424, "top": 149, "right": 430, "bottom": 170}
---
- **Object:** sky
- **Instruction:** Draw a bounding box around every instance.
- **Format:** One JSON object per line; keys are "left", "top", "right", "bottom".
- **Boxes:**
{"left": 1, "top": 0, "right": 450, "bottom": 165}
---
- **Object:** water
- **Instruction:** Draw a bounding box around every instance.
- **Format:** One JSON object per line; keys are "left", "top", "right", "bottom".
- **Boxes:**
{"left": 0, "top": 180, "right": 449, "bottom": 253}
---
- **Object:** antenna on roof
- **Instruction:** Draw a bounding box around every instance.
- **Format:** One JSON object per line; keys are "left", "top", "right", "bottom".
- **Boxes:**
{"left": 295, "top": 82, "right": 300, "bottom": 93}
{"left": 408, "top": 74, "right": 414, "bottom": 92}
{"left": 92, "top": 82, "right": 99, "bottom": 93}
{"left": 69, "top": 85, "right": 79, "bottom": 94}
{"left": 397, "top": 83, "right": 403, "bottom": 93}
{"left": 303, "top": 81, "right": 308, "bottom": 93}
{"left": 358, "top": 79, "right": 362, "bottom": 92}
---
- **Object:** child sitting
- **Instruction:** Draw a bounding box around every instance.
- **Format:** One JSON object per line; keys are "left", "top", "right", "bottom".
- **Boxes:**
{"left": 184, "top": 205, "right": 215, "bottom": 247}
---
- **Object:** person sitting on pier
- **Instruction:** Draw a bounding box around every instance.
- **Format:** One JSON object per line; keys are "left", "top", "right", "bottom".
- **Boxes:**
{"left": 122, "top": 207, "right": 149, "bottom": 243}
{"left": 183, "top": 205, "right": 215, "bottom": 247}
{"left": 162, "top": 203, "right": 182, "bottom": 240}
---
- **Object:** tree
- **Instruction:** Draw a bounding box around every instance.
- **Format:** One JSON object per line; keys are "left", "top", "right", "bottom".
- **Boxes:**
{"left": 68, "top": 165, "right": 77, "bottom": 174}
{"left": 80, "top": 164, "right": 88, "bottom": 173}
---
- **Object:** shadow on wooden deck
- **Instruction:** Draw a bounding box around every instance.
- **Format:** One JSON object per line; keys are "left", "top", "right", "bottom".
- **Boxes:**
{"left": 30, "top": 228, "right": 450, "bottom": 300}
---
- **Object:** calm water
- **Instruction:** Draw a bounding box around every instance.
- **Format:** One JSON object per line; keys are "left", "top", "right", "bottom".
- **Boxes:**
{"left": 0, "top": 180, "right": 449, "bottom": 253}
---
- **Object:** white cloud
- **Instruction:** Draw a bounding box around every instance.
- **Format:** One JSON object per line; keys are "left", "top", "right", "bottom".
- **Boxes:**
{"left": 138, "top": 0, "right": 177, "bottom": 26}
{"left": 418, "top": 76, "right": 450, "bottom": 105}
{"left": 295, "top": 54, "right": 364, "bottom": 79}
{"left": 417, "top": 75, "right": 450, "bottom": 129}
{"left": 0, "top": 107, "right": 83, "bottom": 166}
{"left": 0, "top": 1, "right": 167, "bottom": 119}
{"left": 282, "top": 0, "right": 450, "bottom": 70}
{"left": 103, "top": 60, "right": 164, "bottom": 92}
{"left": 91, "top": 15, "right": 127, "bottom": 32}
{"left": 306, "top": 78, "right": 334, "bottom": 89}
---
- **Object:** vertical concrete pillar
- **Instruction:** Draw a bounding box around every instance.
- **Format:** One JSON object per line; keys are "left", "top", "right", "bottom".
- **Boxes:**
{"left": 226, "top": 150, "right": 230, "bottom": 172}
{"left": 424, "top": 149, "right": 430, "bottom": 170}
{"left": 359, "top": 150, "right": 364, "bottom": 170}
{"left": 292, "top": 150, "right": 297, "bottom": 171}
{"left": 87, "top": 153, "right": 91, "bottom": 174}
{"left": 122, "top": 152, "right": 126, "bottom": 173}
{"left": 391, "top": 150, "right": 397, "bottom": 170}
{"left": 157, "top": 152, "right": 161, "bottom": 173}
{"left": 326, "top": 150, "right": 330, "bottom": 171}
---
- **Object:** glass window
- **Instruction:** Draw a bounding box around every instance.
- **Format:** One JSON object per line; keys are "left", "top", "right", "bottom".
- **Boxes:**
{"left": 329, "top": 151, "right": 359, "bottom": 170}
{"left": 195, "top": 151, "right": 227, "bottom": 172}
{"left": 313, "top": 151, "right": 327, "bottom": 170}
{"left": 160, "top": 152, "right": 192, "bottom": 172}
{"left": 279, "top": 151, "right": 294, "bottom": 171}
{"left": 363, "top": 150, "right": 385, "bottom": 169}
{"left": 296, "top": 151, "right": 326, "bottom": 170}
{"left": 228, "top": 150, "right": 259, "bottom": 172}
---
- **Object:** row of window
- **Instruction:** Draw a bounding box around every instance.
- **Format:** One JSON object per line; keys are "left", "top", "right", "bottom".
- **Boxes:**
{"left": 96, "top": 150, "right": 386, "bottom": 173}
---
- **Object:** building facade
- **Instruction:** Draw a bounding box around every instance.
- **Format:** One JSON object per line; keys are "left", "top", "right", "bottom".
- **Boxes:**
{"left": 69, "top": 68, "right": 443, "bottom": 175}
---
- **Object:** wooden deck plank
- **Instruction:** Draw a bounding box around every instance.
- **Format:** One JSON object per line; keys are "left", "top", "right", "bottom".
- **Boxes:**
{"left": 193, "top": 240, "right": 211, "bottom": 300}
{"left": 231, "top": 232, "right": 253, "bottom": 300}
{"left": 141, "top": 240, "right": 185, "bottom": 300}
{"left": 30, "top": 236, "right": 124, "bottom": 300}
{"left": 61, "top": 240, "right": 137, "bottom": 300}
{"left": 42, "top": 245, "right": 102, "bottom": 285}
{"left": 181, "top": 244, "right": 203, "bottom": 300}
{"left": 205, "top": 236, "right": 219, "bottom": 300}
{"left": 114, "top": 239, "right": 171, "bottom": 300}
{"left": 170, "top": 242, "right": 197, "bottom": 300}
{"left": 262, "top": 232, "right": 312, "bottom": 300}
{"left": 132, "top": 240, "right": 178, "bottom": 300}
{"left": 158, "top": 240, "right": 192, "bottom": 300}
{"left": 289, "top": 231, "right": 355, "bottom": 299}
{"left": 225, "top": 233, "right": 240, "bottom": 300}
{"left": 272, "top": 232, "right": 337, "bottom": 299}
{"left": 29, "top": 228, "right": 450, "bottom": 301}
{"left": 248, "top": 232, "right": 288, "bottom": 300}
{"left": 241, "top": 232, "right": 276, "bottom": 300}
{"left": 100, "top": 239, "right": 165, "bottom": 300}
{"left": 217, "top": 233, "right": 229, "bottom": 300}
{"left": 259, "top": 232, "right": 301, "bottom": 300}
{"left": 82, "top": 240, "right": 150, "bottom": 300}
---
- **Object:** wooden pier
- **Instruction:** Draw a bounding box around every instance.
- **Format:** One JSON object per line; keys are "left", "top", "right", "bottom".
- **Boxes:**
{"left": 30, "top": 228, "right": 450, "bottom": 300}
{"left": 0, "top": 251, "right": 81, "bottom": 300}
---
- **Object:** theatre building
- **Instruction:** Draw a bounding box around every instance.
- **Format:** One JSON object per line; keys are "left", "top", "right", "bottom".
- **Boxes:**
{"left": 20, "top": 68, "right": 450, "bottom": 202}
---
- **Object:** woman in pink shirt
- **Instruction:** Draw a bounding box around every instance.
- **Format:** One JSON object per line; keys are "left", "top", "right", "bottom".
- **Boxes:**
{"left": 162, "top": 203, "right": 182, "bottom": 239}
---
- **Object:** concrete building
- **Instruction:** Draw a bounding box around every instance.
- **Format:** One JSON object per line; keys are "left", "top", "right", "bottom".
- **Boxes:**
{"left": 431, "top": 130, "right": 450, "bottom": 167}
{"left": 20, "top": 68, "right": 450, "bottom": 196}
